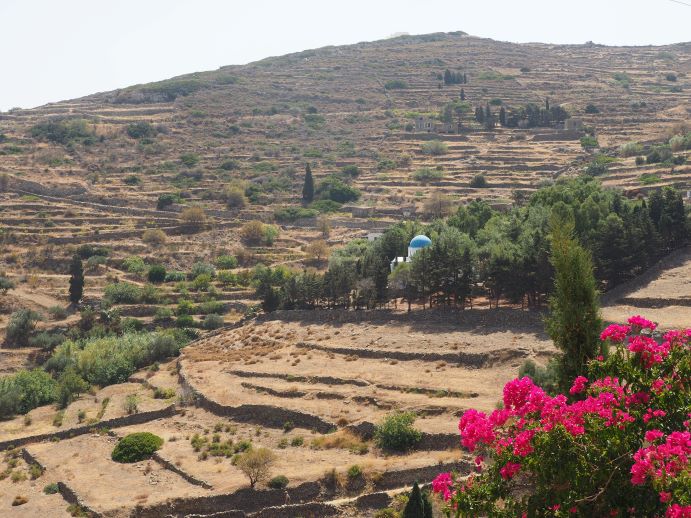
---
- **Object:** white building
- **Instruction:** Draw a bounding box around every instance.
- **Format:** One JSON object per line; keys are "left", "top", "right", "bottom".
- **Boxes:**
{"left": 390, "top": 235, "right": 432, "bottom": 271}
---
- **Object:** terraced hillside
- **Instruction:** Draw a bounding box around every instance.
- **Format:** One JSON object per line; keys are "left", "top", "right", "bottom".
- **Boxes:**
{"left": 0, "top": 308, "right": 553, "bottom": 517}
{"left": 1, "top": 33, "right": 690, "bottom": 279}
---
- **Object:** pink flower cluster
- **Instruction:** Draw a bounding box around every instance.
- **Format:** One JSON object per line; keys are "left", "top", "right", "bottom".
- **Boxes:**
{"left": 600, "top": 324, "right": 630, "bottom": 342}
{"left": 434, "top": 317, "right": 691, "bottom": 516}
{"left": 631, "top": 431, "right": 691, "bottom": 485}
{"left": 628, "top": 315, "right": 657, "bottom": 331}
{"left": 628, "top": 335, "right": 670, "bottom": 368}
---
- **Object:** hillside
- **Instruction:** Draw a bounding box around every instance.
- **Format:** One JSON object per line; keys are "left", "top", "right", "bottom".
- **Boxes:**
{"left": 0, "top": 32, "right": 690, "bottom": 517}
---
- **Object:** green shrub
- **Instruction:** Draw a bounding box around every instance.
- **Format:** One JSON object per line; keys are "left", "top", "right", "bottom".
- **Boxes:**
{"left": 215, "top": 255, "right": 238, "bottom": 269}
{"left": 0, "top": 275, "right": 15, "bottom": 294}
{"left": 147, "top": 265, "right": 166, "bottom": 283}
{"left": 177, "top": 314, "right": 195, "bottom": 328}
{"left": 412, "top": 168, "right": 443, "bottom": 182}
{"left": 30, "top": 118, "right": 93, "bottom": 145}
{"left": 220, "top": 159, "right": 238, "bottom": 170}
{"left": 274, "top": 207, "right": 318, "bottom": 222}
{"left": 126, "top": 122, "right": 156, "bottom": 139}
{"left": 469, "top": 174, "right": 488, "bottom": 188}
{"left": 122, "top": 256, "right": 147, "bottom": 275}
{"left": 310, "top": 199, "right": 342, "bottom": 213}
{"left": 268, "top": 475, "right": 289, "bottom": 489}
{"left": 5, "top": 309, "right": 42, "bottom": 347}
{"left": 316, "top": 176, "right": 360, "bottom": 203}
{"left": 421, "top": 140, "right": 448, "bottom": 155}
{"left": 619, "top": 142, "right": 643, "bottom": 157}
{"left": 347, "top": 464, "right": 363, "bottom": 479}
{"left": 29, "top": 331, "right": 65, "bottom": 350}
{"left": 43, "top": 483, "right": 59, "bottom": 494}
{"left": 580, "top": 135, "right": 599, "bottom": 149}
{"left": 190, "top": 262, "right": 216, "bottom": 279}
{"left": 124, "top": 175, "right": 140, "bottom": 186}
{"left": 585, "top": 104, "right": 600, "bottom": 114}
{"left": 180, "top": 153, "right": 199, "bottom": 167}
{"left": 157, "top": 193, "right": 178, "bottom": 210}
{"left": 104, "top": 282, "right": 142, "bottom": 304}
{"left": 0, "top": 369, "right": 56, "bottom": 418}
{"left": 202, "top": 314, "right": 224, "bottom": 330}
{"left": 164, "top": 271, "right": 186, "bottom": 282}
{"left": 635, "top": 156, "right": 645, "bottom": 166}
{"left": 384, "top": 80, "right": 408, "bottom": 90}
{"left": 374, "top": 411, "right": 422, "bottom": 452}
{"left": 111, "top": 432, "right": 163, "bottom": 463}
{"left": 341, "top": 165, "right": 360, "bottom": 177}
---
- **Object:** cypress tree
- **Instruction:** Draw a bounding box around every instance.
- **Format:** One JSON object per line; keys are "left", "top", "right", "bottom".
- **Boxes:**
{"left": 302, "top": 163, "right": 314, "bottom": 203}
{"left": 499, "top": 106, "right": 507, "bottom": 126}
{"left": 545, "top": 219, "right": 602, "bottom": 392}
{"left": 460, "top": 88, "right": 465, "bottom": 100}
{"left": 68, "top": 254, "right": 84, "bottom": 304}
{"left": 402, "top": 482, "right": 429, "bottom": 518}
{"left": 463, "top": 72, "right": 467, "bottom": 84}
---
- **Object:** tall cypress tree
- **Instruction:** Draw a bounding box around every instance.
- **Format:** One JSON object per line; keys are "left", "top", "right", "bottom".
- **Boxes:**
{"left": 402, "top": 481, "right": 432, "bottom": 518}
{"left": 545, "top": 219, "right": 601, "bottom": 392}
{"left": 499, "top": 106, "right": 507, "bottom": 126}
{"left": 302, "top": 163, "right": 314, "bottom": 203}
{"left": 68, "top": 254, "right": 84, "bottom": 304}
{"left": 460, "top": 88, "right": 466, "bottom": 100}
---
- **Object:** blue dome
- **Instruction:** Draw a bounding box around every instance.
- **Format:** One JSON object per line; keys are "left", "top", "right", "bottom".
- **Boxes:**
{"left": 409, "top": 235, "right": 432, "bottom": 249}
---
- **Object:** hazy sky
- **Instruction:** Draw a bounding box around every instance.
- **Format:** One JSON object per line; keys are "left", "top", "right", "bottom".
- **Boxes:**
{"left": 1, "top": 0, "right": 689, "bottom": 111}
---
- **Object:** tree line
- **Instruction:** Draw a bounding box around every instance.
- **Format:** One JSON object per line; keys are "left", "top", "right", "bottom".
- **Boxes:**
{"left": 256, "top": 178, "right": 689, "bottom": 312}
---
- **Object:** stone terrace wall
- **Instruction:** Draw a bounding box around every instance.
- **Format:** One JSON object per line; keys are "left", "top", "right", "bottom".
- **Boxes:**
{"left": 131, "top": 481, "right": 322, "bottom": 518}
{"left": 0, "top": 405, "right": 177, "bottom": 451}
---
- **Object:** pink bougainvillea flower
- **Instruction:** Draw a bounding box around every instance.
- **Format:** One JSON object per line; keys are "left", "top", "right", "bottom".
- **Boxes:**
{"left": 569, "top": 376, "right": 588, "bottom": 395}
{"left": 600, "top": 324, "right": 631, "bottom": 342}
{"left": 499, "top": 462, "right": 521, "bottom": 480}
{"left": 431, "top": 472, "right": 454, "bottom": 501}
{"left": 628, "top": 315, "right": 657, "bottom": 331}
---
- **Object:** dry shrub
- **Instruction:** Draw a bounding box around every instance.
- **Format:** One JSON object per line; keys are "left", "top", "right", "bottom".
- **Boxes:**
{"left": 142, "top": 229, "right": 167, "bottom": 246}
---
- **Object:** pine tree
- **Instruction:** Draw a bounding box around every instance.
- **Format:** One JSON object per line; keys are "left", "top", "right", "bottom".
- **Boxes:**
{"left": 68, "top": 254, "right": 84, "bottom": 304}
{"left": 302, "top": 163, "right": 314, "bottom": 203}
{"left": 545, "top": 219, "right": 602, "bottom": 392}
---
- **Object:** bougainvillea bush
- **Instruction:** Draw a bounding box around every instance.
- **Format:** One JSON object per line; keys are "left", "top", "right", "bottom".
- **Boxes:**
{"left": 433, "top": 316, "right": 690, "bottom": 517}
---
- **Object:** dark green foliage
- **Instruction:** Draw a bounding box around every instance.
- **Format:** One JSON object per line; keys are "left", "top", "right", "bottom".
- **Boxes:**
{"left": 519, "top": 359, "right": 560, "bottom": 395}
{"left": 68, "top": 255, "right": 84, "bottom": 304}
{"left": 580, "top": 135, "right": 599, "bottom": 149}
{"left": 268, "top": 475, "right": 289, "bottom": 489}
{"left": 43, "top": 483, "right": 59, "bottom": 495}
{"left": 76, "top": 244, "right": 110, "bottom": 259}
{"left": 384, "top": 79, "right": 408, "bottom": 90}
{"left": 0, "top": 369, "right": 56, "bottom": 418}
{"left": 402, "top": 482, "right": 433, "bottom": 518}
{"left": 147, "top": 265, "right": 166, "bottom": 283}
{"left": 500, "top": 102, "right": 570, "bottom": 129}
{"left": 545, "top": 220, "right": 602, "bottom": 392}
{"left": 123, "top": 175, "right": 140, "bottom": 185}
{"left": 374, "top": 411, "right": 422, "bottom": 452}
{"left": 274, "top": 207, "right": 318, "bottom": 222}
{"left": 126, "top": 122, "right": 156, "bottom": 139}
{"left": 309, "top": 199, "right": 342, "bottom": 213}
{"left": 302, "top": 164, "right": 314, "bottom": 203}
{"left": 443, "top": 69, "right": 466, "bottom": 85}
{"left": 316, "top": 176, "right": 360, "bottom": 203}
{"left": 469, "top": 174, "right": 487, "bottom": 188}
{"left": 111, "top": 432, "right": 163, "bottom": 463}
{"left": 56, "top": 368, "right": 89, "bottom": 408}
{"left": 156, "top": 193, "right": 179, "bottom": 210}
{"left": 30, "top": 118, "right": 93, "bottom": 145}
{"left": 215, "top": 255, "right": 238, "bottom": 269}
{"left": 180, "top": 153, "right": 199, "bottom": 167}
{"left": 585, "top": 103, "right": 600, "bottom": 114}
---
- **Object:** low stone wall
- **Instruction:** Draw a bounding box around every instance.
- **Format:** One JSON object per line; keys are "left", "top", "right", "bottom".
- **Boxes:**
{"left": 152, "top": 452, "right": 213, "bottom": 489}
{"left": 373, "top": 460, "right": 471, "bottom": 491}
{"left": 249, "top": 502, "right": 340, "bottom": 518}
{"left": 0, "top": 405, "right": 177, "bottom": 451}
{"left": 295, "top": 341, "right": 489, "bottom": 368}
{"left": 618, "top": 296, "right": 691, "bottom": 308}
{"left": 131, "top": 481, "right": 322, "bottom": 518}
{"left": 178, "top": 367, "right": 336, "bottom": 433}
{"left": 58, "top": 481, "right": 103, "bottom": 518}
